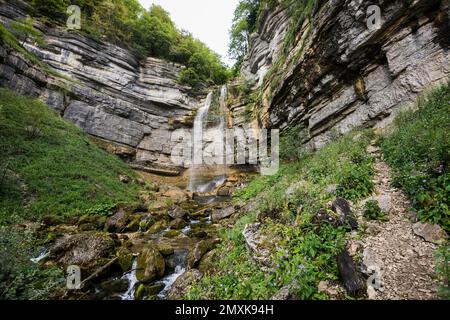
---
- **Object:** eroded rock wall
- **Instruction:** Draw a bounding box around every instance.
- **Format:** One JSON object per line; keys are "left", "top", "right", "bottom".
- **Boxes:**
{"left": 242, "top": 0, "right": 450, "bottom": 149}
{"left": 0, "top": 0, "right": 199, "bottom": 170}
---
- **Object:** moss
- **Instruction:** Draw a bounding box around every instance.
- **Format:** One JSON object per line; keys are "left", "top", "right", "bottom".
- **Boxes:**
{"left": 116, "top": 247, "right": 133, "bottom": 272}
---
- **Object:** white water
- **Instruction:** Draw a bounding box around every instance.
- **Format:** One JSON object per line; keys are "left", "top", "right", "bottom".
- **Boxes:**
{"left": 120, "top": 258, "right": 138, "bottom": 300}
{"left": 156, "top": 265, "right": 186, "bottom": 299}
{"left": 30, "top": 248, "right": 49, "bottom": 264}
{"left": 188, "top": 87, "right": 228, "bottom": 193}
{"left": 189, "top": 92, "right": 213, "bottom": 193}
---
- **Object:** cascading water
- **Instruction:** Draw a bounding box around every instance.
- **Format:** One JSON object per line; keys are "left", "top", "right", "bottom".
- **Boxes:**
{"left": 188, "top": 87, "right": 228, "bottom": 193}
{"left": 120, "top": 258, "right": 138, "bottom": 300}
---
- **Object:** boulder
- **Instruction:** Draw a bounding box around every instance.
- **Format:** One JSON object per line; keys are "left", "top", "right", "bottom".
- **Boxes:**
{"left": 163, "top": 187, "right": 188, "bottom": 204}
{"left": 412, "top": 222, "right": 448, "bottom": 245}
{"left": 167, "top": 205, "right": 187, "bottom": 220}
{"left": 271, "top": 284, "right": 300, "bottom": 300}
{"left": 168, "top": 269, "right": 202, "bottom": 300}
{"left": 136, "top": 247, "right": 165, "bottom": 283}
{"left": 147, "top": 220, "right": 168, "bottom": 234}
{"left": 217, "top": 187, "right": 231, "bottom": 196}
{"left": 212, "top": 206, "right": 235, "bottom": 222}
{"left": 188, "top": 239, "right": 218, "bottom": 268}
{"left": 49, "top": 233, "right": 115, "bottom": 272}
{"left": 156, "top": 243, "right": 175, "bottom": 256}
{"left": 105, "top": 207, "right": 131, "bottom": 232}
{"left": 170, "top": 218, "right": 188, "bottom": 230}
{"left": 242, "top": 223, "right": 273, "bottom": 267}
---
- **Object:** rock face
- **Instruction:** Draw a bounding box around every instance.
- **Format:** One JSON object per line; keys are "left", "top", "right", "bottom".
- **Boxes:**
{"left": 0, "top": 0, "right": 198, "bottom": 170}
{"left": 240, "top": 0, "right": 450, "bottom": 149}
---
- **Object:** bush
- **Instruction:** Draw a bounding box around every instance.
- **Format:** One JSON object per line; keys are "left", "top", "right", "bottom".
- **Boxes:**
{"left": 363, "top": 200, "right": 386, "bottom": 221}
{"left": 382, "top": 81, "right": 450, "bottom": 231}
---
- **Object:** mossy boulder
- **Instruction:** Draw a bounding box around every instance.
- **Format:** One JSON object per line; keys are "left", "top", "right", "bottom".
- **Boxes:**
{"left": 116, "top": 247, "right": 133, "bottom": 272}
{"left": 100, "top": 279, "right": 129, "bottom": 295}
{"left": 156, "top": 243, "right": 174, "bottom": 256}
{"left": 164, "top": 230, "right": 181, "bottom": 238}
{"left": 126, "top": 214, "right": 142, "bottom": 232}
{"left": 136, "top": 247, "right": 165, "bottom": 283}
{"left": 147, "top": 220, "right": 168, "bottom": 234}
{"left": 169, "top": 218, "right": 188, "bottom": 230}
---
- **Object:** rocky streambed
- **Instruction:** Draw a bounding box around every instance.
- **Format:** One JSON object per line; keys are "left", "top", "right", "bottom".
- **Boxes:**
{"left": 28, "top": 172, "right": 249, "bottom": 300}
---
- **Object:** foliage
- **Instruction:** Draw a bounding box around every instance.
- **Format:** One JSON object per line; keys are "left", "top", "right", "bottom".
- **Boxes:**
{"left": 229, "top": 0, "right": 263, "bottom": 69}
{"left": 280, "top": 124, "right": 307, "bottom": 162}
{"left": 193, "top": 130, "right": 375, "bottom": 299}
{"left": 435, "top": 245, "right": 450, "bottom": 300}
{"left": 0, "top": 89, "right": 140, "bottom": 224}
{"left": 363, "top": 200, "right": 386, "bottom": 221}
{"left": 0, "top": 226, "right": 65, "bottom": 300}
{"left": 382, "top": 82, "right": 450, "bottom": 231}
{"left": 27, "top": 0, "right": 230, "bottom": 87}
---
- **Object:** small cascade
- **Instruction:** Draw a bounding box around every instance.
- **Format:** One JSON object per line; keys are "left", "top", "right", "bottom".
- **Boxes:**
{"left": 157, "top": 250, "right": 188, "bottom": 299}
{"left": 120, "top": 257, "right": 138, "bottom": 300}
{"left": 188, "top": 86, "right": 229, "bottom": 193}
{"left": 30, "top": 248, "right": 49, "bottom": 264}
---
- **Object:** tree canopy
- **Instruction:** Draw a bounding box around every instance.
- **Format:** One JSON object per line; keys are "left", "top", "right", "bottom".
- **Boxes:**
{"left": 28, "top": 0, "right": 230, "bottom": 87}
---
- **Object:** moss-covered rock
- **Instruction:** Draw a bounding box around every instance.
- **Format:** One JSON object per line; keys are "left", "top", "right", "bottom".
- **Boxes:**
{"left": 147, "top": 220, "right": 167, "bottom": 234}
{"left": 136, "top": 247, "right": 165, "bottom": 283}
{"left": 116, "top": 247, "right": 133, "bottom": 272}
{"left": 156, "top": 243, "right": 174, "bottom": 256}
{"left": 164, "top": 230, "right": 181, "bottom": 238}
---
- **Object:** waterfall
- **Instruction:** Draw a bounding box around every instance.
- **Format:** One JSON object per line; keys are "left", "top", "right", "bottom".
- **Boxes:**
{"left": 188, "top": 86, "right": 228, "bottom": 193}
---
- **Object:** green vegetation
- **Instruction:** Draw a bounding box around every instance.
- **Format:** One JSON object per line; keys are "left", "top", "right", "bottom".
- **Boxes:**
{"left": 0, "top": 226, "right": 64, "bottom": 300}
{"left": 382, "top": 82, "right": 450, "bottom": 232}
{"left": 435, "top": 245, "right": 450, "bottom": 300}
{"left": 189, "top": 130, "right": 375, "bottom": 299}
{"left": 363, "top": 200, "right": 386, "bottom": 221}
{"left": 0, "top": 88, "right": 140, "bottom": 224}
{"left": 27, "top": 0, "right": 230, "bottom": 87}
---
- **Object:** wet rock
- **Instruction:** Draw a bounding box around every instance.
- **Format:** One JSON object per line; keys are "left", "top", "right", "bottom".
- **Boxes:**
{"left": 164, "top": 230, "right": 182, "bottom": 238}
{"left": 147, "top": 220, "right": 168, "bottom": 234}
{"left": 100, "top": 279, "right": 129, "bottom": 295}
{"left": 168, "top": 269, "right": 202, "bottom": 300}
{"left": 412, "top": 222, "right": 448, "bottom": 245}
{"left": 125, "top": 214, "right": 142, "bottom": 232}
{"left": 212, "top": 206, "right": 235, "bottom": 222}
{"left": 136, "top": 247, "right": 165, "bottom": 283}
{"left": 105, "top": 207, "right": 131, "bottom": 233}
{"left": 116, "top": 247, "right": 133, "bottom": 272}
{"left": 170, "top": 218, "right": 188, "bottom": 230}
{"left": 49, "top": 233, "right": 115, "bottom": 272}
{"left": 156, "top": 243, "right": 174, "bottom": 256}
{"left": 217, "top": 187, "right": 231, "bottom": 196}
{"left": 167, "top": 205, "right": 187, "bottom": 220}
{"left": 146, "top": 283, "right": 165, "bottom": 296}
{"left": 188, "top": 239, "right": 218, "bottom": 268}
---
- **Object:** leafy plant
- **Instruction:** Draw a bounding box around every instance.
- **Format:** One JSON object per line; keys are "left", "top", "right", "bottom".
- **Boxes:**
{"left": 363, "top": 200, "right": 386, "bottom": 221}
{"left": 435, "top": 245, "right": 450, "bottom": 300}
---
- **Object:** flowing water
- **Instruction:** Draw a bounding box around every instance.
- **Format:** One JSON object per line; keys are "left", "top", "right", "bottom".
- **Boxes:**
{"left": 120, "top": 258, "right": 138, "bottom": 300}
{"left": 188, "top": 86, "right": 228, "bottom": 193}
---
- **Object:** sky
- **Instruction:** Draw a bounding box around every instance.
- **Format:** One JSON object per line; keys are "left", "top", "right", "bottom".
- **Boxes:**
{"left": 138, "top": 0, "right": 240, "bottom": 66}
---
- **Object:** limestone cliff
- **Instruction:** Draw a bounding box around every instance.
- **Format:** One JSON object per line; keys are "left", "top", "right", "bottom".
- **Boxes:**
{"left": 0, "top": 0, "right": 199, "bottom": 172}
{"left": 240, "top": 0, "right": 450, "bottom": 149}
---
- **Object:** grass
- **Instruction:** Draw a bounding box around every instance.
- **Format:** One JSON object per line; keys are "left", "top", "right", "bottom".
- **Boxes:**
{"left": 381, "top": 81, "right": 450, "bottom": 232}
{"left": 189, "top": 130, "right": 375, "bottom": 299}
{"left": 0, "top": 88, "right": 141, "bottom": 224}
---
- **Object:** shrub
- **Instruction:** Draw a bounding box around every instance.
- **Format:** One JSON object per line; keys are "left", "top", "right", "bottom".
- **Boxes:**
{"left": 363, "top": 200, "right": 386, "bottom": 221}
{"left": 435, "top": 245, "right": 450, "bottom": 300}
